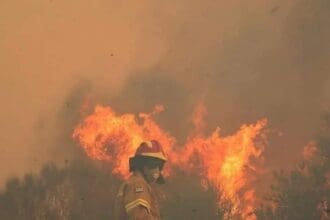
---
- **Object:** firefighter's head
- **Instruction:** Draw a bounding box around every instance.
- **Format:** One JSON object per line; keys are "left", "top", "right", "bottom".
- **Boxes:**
{"left": 129, "top": 140, "right": 167, "bottom": 184}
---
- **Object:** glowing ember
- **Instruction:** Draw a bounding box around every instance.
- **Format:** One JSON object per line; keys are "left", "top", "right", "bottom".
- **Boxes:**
{"left": 72, "top": 105, "right": 175, "bottom": 178}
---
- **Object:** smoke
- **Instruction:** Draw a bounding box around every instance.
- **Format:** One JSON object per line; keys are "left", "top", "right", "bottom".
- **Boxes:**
{"left": 0, "top": 0, "right": 167, "bottom": 188}
{"left": 1, "top": 0, "right": 330, "bottom": 192}
{"left": 107, "top": 0, "right": 330, "bottom": 169}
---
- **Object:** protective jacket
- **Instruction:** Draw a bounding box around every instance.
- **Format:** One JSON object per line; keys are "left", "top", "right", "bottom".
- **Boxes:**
{"left": 114, "top": 171, "right": 161, "bottom": 220}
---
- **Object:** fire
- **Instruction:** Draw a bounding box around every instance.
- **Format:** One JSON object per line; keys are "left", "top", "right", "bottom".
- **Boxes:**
{"left": 175, "top": 103, "right": 267, "bottom": 219}
{"left": 72, "top": 105, "right": 175, "bottom": 178}
{"left": 73, "top": 102, "right": 268, "bottom": 219}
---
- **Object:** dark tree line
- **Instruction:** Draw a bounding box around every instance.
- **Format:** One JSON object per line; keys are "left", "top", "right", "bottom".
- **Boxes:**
{"left": 0, "top": 160, "right": 120, "bottom": 220}
{"left": 256, "top": 135, "right": 330, "bottom": 220}
{"left": 0, "top": 160, "right": 220, "bottom": 220}
{"left": 1, "top": 140, "right": 328, "bottom": 220}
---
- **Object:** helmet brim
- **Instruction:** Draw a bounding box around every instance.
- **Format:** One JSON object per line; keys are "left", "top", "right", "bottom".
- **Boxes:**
{"left": 139, "top": 152, "right": 167, "bottom": 161}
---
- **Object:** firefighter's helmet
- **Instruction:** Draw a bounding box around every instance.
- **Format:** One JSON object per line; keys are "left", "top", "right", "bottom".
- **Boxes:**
{"left": 129, "top": 140, "right": 167, "bottom": 172}
{"left": 134, "top": 140, "right": 167, "bottom": 161}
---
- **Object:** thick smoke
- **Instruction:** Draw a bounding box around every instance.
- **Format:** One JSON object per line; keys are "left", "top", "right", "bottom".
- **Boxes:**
{"left": 0, "top": 0, "right": 167, "bottom": 188}
{"left": 1, "top": 0, "right": 330, "bottom": 192}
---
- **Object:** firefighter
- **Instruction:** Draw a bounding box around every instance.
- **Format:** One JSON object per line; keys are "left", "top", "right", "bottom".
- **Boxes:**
{"left": 114, "top": 140, "right": 167, "bottom": 220}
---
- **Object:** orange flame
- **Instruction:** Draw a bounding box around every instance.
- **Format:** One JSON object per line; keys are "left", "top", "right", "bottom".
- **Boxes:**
{"left": 72, "top": 105, "right": 175, "bottom": 178}
{"left": 175, "top": 103, "right": 267, "bottom": 219}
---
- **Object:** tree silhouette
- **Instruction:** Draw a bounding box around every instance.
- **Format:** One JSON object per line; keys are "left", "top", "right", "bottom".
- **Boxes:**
{"left": 256, "top": 135, "right": 330, "bottom": 220}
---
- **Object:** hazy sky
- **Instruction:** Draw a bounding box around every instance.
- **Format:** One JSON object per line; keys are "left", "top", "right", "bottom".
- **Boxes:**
{"left": 1, "top": 0, "right": 329, "bottom": 189}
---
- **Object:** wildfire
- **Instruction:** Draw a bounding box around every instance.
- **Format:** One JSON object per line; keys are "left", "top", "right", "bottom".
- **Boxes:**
{"left": 73, "top": 103, "right": 268, "bottom": 219}
{"left": 72, "top": 105, "right": 175, "bottom": 178}
{"left": 175, "top": 103, "right": 267, "bottom": 220}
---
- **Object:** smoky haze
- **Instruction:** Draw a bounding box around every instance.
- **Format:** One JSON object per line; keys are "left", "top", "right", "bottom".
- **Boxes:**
{"left": 1, "top": 0, "right": 330, "bottom": 190}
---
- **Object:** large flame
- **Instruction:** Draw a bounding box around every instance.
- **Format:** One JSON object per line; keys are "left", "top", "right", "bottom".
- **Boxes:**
{"left": 73, "top": 103, "right": 267, "bottom": 219}
{"left": 179, "top": 121, "right": 267, "bottom": 219}
{"left": 72, "top": 105, "right": 175, "bottom": 178}
{"left": 175, "top": 103, "right": 267, "bottom": 219}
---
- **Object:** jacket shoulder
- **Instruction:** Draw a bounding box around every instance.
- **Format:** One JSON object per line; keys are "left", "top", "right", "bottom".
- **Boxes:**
{"left": 123, "top": 174, "right": 152, "bottom": 213}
